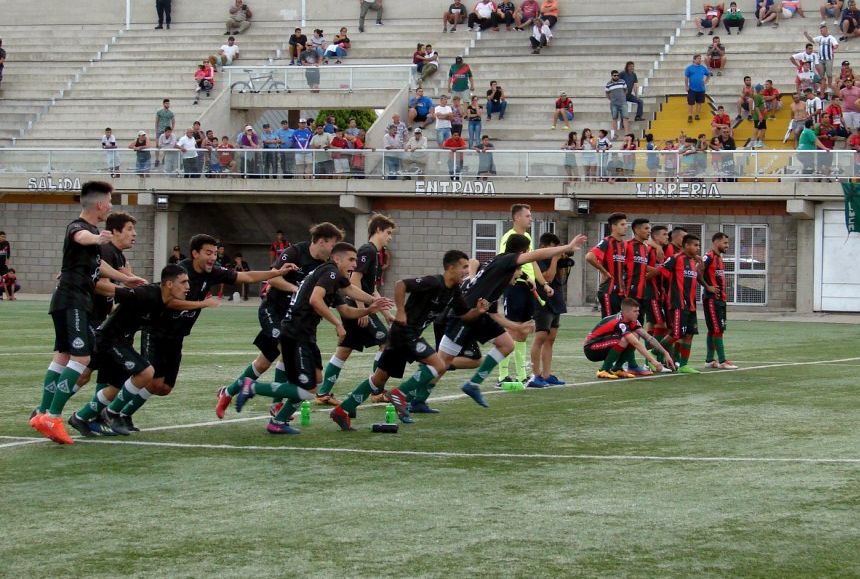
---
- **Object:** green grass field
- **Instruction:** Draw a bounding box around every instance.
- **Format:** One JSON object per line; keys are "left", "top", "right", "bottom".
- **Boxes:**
{"left": 1, "top": 301, "right": 859, "bottom": 577}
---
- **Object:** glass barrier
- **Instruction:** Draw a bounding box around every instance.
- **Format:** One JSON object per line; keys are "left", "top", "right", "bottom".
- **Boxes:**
{"left": 225, "top": 64, "right": 417, "bottom": 93}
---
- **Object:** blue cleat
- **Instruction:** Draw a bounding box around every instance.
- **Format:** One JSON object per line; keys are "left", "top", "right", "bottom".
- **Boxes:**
{"left": 399, "top": 414, "right": 415, "bottom": 424}
{"left": 408, "top": 401, "right": 440, "bottom": 414}
{"left": 234, "top": 377, "right": 255, "bottom": 413}
{"left": 545, "top": 375, "right": 566, "bottom": 385}
{"left": 461, "top": 382, "right": 488, "bottom": 407}
{"left": 266, "top": 420, "right": 301, "bottom": 434}
{"left": 526, "top": 375, "right": 549, "bottom": 388}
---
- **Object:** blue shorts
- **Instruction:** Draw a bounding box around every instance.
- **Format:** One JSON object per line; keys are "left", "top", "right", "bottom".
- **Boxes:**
{"left": 610, "top": 103, "right": 627, "bottom": 120}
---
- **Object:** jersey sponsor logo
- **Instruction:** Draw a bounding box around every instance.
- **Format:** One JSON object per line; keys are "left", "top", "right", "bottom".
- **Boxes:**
{"left": 375, "top": 330, "right": 386, "bottom": 340}
{"left": 683, "top": 269, "right": 698, "bottom": 278}
{"left": 297, "top": 373, "right": 310, "bottom": 385}
{"left": 330, "top": 272, "right": 336, "bottom": 279}
{"left": 271, "top": 328, "right": 281, "bottom": 338}
{"left": 633, "top": 255, "right": 648, "bottom": 265}
{"left": 124, "top": 360, "right": 136, "bottom": 370}
{"left": 415, "top": 342, "right": 428, "bottom": 353}
{"left": 72, "top": 337, "right": 85, "bottom": 350}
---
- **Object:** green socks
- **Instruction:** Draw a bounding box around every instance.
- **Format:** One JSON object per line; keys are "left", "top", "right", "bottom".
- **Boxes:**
{"left": 75, "top": 383, "right": 111, "bottom": 421}
{"left": 601, "top": 347, "right": 623, "bottom": 371}
{"left": 340, "top": 378, "right": 375, "bottom": 414}
{"left": 706, "top": 335, "right": 715, "bottom": 363}
{"left": 108, "top": 378, "right": 140, "bottom": 413}
{"left": 121, "top": 387, "right": 151, "bottom": 417}
{"left": 470, "top": 348, "right": 505, "bottom": 386}
{"left": 714, "top": 336, "right": 726, "bottom": 363}
{"left": 225, "top": 362, "right": 262, "bottom": 397}
{"left": 318, "top": 355, "right": 345, "bottom": 395}
{"left": 253, "top": 381, "right": 304, "bottom": 402}
{"left": 613, "top": 348, "right": 636, "bottom": 371}
{"left": 398, "top": 364, "right": 437, "bottom": 399}
{"left": 272, "top": 361, "right": 288, "bottom": 404}
{"left": 48, "top": 360, "right": 86, "bottom": 416}
{"left": 38, "top": 361, "right": 65, "bottom": 413}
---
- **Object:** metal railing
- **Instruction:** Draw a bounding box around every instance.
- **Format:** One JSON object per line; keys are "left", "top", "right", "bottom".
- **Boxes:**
{"left": 225, "top": 64, "right": 418, "bottom": 94}
{"left": 1, "top": 147, "right": 857, "bottom": 181}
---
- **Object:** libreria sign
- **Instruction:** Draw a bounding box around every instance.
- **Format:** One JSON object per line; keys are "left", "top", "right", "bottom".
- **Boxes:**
{"left": 635, "top": 182, "right": 721, "bottom": 198}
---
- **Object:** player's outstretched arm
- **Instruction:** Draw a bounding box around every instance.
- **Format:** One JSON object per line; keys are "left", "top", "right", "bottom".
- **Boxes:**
{"left": 73, "top": 229, "right": 113, "bottom": 246}
{"left": 336, "top": 297, "right": 394, "bottom": 320}
{"left": 100, "top": 261, "right": 147, "bottom": 287}
{"left": 518, "top": 234, "right": 587, "bottom": 266}
{"left": 633, "top": 328, "right": 674, "bottom": 371}
{"left": 342, "top": 283, "right": 376, "bottom": 305}
{"left": 166, "top": 297, "right": 221, "bottom": 310}
{"left": 236, "top": 262, "right": 298, "bottom": 284}
{"left": 489, "top": 312, "right": 535, "bottom": 341}
{"left": 392, "top": 280, "right": 408, "bottom": 324}
{"left": 266, "top": 275, "right": 299, "bottom": 294}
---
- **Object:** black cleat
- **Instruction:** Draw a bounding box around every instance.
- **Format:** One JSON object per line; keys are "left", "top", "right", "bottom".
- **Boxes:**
{"left": 68, "top": 414, "right": 96, "bottom": 437}
{"left": 123, "top": 414, "right": 140, "bottom": 432}
{"left": 408, "top": 401, "right": 440, "bottom": 414}
{"left": 101, "top": 408, "right": 130, "bottom": 436}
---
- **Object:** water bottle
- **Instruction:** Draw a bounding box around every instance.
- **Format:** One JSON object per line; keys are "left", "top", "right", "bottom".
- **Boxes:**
{"left": 300, "top": 401, "right": 311, "bottom": 425}
{"left": 385, "top": 403, "right": 396, "bottom": 424}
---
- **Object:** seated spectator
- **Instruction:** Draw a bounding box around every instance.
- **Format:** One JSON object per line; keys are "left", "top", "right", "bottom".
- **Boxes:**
{"left": 311, "top": 29, "right": 328, "bottom": 58}
{"left": 757, "top": 0, "right": 780, "bottom": 27}
{"left": 821, "top": 0, "right": 844, "bottom": 23}
{"left": 840, "top": 0, "right": 860, "bottom": 40}
{"left": 736, "top": 75, "right": 754, "bottom": 121}
{"left": 442, "top": 130, "right": 468, "bottom": 180}
{"left": 780, "top": 0, "right": 805, "bottom": 18}
{"left": 443, "top": 0, "right": 468, "bottom": 32}
{"left": 225, "top": 0, "right": 252, "bottom": 35}
{"left": 711, "top": 105, "right": 732, "bottom": 137}
{"left": 514, "top": 0, "right": 540, "bottom": 30}
{"left": 486, "top": 80, "right": 507, "bottom": 120}
{"left": 408, "top": 87, "right": 435, "bottom": 128}
{"left": 129, "top": 131, "right": 152, "bottom": 175}
{"left": 193, "top": 62, "right": 215, "bottom": 105}
{"left": 217, "top": 136, "right": 238, "bottom": 175}
{"left": 540, "top": 0, "right": 559, "bottom": 27}
{"left": 696, "top": 2, "right": 724, "bottom": 35}
{"left": 413, "top": 43, "right": 427, "bottom": 74}
{"left": 706, "top": 36, "right": 726, "bottom": 74}
{"left": 210, "top": 36, "right": 239, "bottom": 71}
{"left": 529, "top": 16, "right": 552, "bottom": 53}
{"left": 157, "top": 126, "right": 179, "bottom": 175}
{"left": 299, "top": 47, "right": 321, "bottom": 91}
{"left": 496, "top": 1, "right": 517, "bottom": 30}
{"left": 421, "top": 44, "right": 440, "bottom": 82}
{"left": 403, "top": 128, "right": 429, "bottom": 175}
{"left": 619, "top": 62, "right": 644, "bottom": 122}
{"left": 552, "top": 91, "right": 574, "bottom": 130}
{"left": 762, "top": 79, "right": 783, "bottom": 119}
{"left": 476, "top": 134, "right": 497, "bottom": 178}
{"left": 288, "top": 27, "right": 308, "bottom": 65}
{"left": 1, "top": 268, "right": 19, "bottom": 300}
{"left": 837, "top": 60, "right": 855, "bottom": 90}
{"left": 468, "top": 0, "right": 499, "bottom": 31}
{"left": 324, "top": 27, "right": 350, "bottom": 64}
{"left": 723, "top": 1, "right": 745, "bottom": 33}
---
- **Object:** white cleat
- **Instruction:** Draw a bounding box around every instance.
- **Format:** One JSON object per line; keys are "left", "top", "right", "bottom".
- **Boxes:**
{"left": 717, "top": 361, "right": 739, "bottom": 369}
{"left": 704, "top": 361, "right": 719, "bottom": 369}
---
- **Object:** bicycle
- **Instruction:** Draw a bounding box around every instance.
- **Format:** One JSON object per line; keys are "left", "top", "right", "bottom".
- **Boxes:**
{"left": 230, "top": 69, "right": 287, "bottom": 93}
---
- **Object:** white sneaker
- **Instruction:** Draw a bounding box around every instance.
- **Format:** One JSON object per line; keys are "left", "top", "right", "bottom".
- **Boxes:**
{"left": 661, "top": 366, "right": 674, "bottom": 373}
{"left": 704, "top": 360, "right": 719, "bottom": 369}
{"left": 718, "top": 361, "right": 739, "bottom": 369}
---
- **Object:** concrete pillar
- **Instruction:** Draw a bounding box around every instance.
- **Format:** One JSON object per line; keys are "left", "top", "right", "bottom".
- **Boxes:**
{"left": 795, "top": 219, "right": 814, "bottom": 313}
{"left": 153, "top": 207, "right": 181, "bottom": 278}
{"left": 566, "top": 217, "right": 587, "bottom": 308}
{"left": 353, "top": 213, "right": 370, "bottom": 246}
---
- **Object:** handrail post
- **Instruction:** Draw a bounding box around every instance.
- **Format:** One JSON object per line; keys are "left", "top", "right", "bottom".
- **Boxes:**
{"left": 126, "top": 0, "right": 131, "bottom": 30}
{"left": 349, "top": 67, "right": 354, "bottom": 92}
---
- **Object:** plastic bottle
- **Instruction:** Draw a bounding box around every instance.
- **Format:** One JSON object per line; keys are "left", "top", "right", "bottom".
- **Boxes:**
{"left": 300, "top": 401, "right": 311, "bottom": 425}
{"left": 385, "top": 403, "right": 396, "bottom": 424}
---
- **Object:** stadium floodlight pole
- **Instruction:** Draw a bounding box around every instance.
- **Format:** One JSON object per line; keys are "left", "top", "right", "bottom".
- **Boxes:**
{"left": 125, "top": 0, "right": 131, "bottom": 30}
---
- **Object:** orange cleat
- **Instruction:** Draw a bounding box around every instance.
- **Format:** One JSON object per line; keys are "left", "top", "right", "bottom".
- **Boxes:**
{"left": 35, "top": 414, "right": 74, "bottom": 444}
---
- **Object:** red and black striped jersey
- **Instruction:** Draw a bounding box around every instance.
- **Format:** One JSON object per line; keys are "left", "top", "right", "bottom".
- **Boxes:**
{"left": 702, "top": 250, "right": 726, "bottom": 301}
{"left": 661, "top": 253, "right": 699, "bottom": 311}
{"left": 625, "top": 239, "right": 654, "bottom": 300}
{"left": 590, "top": 236, "right": 626, "bottom": 296}
{"left": 585, "top": 313, "right": 642, "bottom": 343}
{"left": 660, "top": 243, "right": 680, "bottom": 302}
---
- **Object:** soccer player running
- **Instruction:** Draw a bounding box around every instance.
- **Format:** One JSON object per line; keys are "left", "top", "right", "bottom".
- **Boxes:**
{"left": 317, "top": 215, "right": 396, "bottom": 405}
{"left": 702, "top": 232, "right": 738, "bottom": 369}
{"left": 330, "top": 250, "right": 489, "bottom": 430}
{"left": 30, "top": 181, "right": 148, "bottom": 444}
{"left": 585, "top": 298, "right": 675, "bottom": 379}
{"left": 622, "top": 218, "right": 659, "bottom": 377}
{"left": 585, "top": 212, "right": 628, "bottom": 317}
{"left": 230, "top": 243, "right": 393, "bottom": 434}
{"left": 659, "top": 233, "right": 704, "bottom": 374}
{"left": 68, "top": 265, "right": 219, "bottom": 437}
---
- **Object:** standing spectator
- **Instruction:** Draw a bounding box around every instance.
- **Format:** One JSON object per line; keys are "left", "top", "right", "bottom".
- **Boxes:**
{"left": 496, "top": 1, "right": 517, "bottom": 30}
{"left": 348, "top": 130, "right": 367, "bottom": 178}
{"left": 620, "top": 133, "right": 637, "bottom": 179}
{"left": 155, "top": 98, "right": 174, "bottom": 140}
{"left": 552, "top": 91, "right": 574, "bottom": 129}
{"left": 155, "top": 0, "right": 172, "bottom": 29}
{"left": 790, "top": 43, "right": 820, "bottom": 69}
{"left": 204, "top": 130, "right": 221, "bottom": 176}
{"left": 451, "top": 95, "right": 465, "bottom": 138}
{"left": 443, "top": 0, "right": 468, "bottom": 32}
{"left": 562, "top": 130, "right": 580, "bottom": 180}
{"left": 391, "top": 112, "right": 408, "bottom": 143}
{"left": 0, "top": 231, "right": 10, "bottom": 278}
{"left": 723, "top": 1, "right": 745, "bottom": 33}
{"left": 0, "top": 39, "right": 5, "bottom": 88}
{"left": 514, "top": 0, "right": 540, "bottom": 30}
{"left": 176, "top": 128, "right": 200, "bottom": 177}
{"left": 540, "top": 0, "right": 559, "bottom": 27}
{"left": 260, "top": 123, "right": 281, "bottom": 178}
{"left": 797, "top": 118, "right": 830, "bottom": 174}
{"left": 442, "top": 130, "right": 468, "bottom": 180}
{"left": 486, "top": 80, "right": 507, "bottom": 120}
{"left": 324, "top": 27, "right": 351, "bottom": 64}
{"left": 805, "top": 25, "right": 839, "bottom": 92}
{"left": 805, "top": 87, "right": 824, "bottom": 123}
{"left": 787, "top": 92, "right": 810, "bottom": 144}
{"left": 168, "top": 245, "right": 186, "bottom": 264}
{"left": 420, "top": 44, "right": 440, "bottom": 82}
{"left": 465, "top": 95, "right": 484, "bottom": 148}
{"left": 751, "top": 84, "right": 768, "bottom": 148}
{"left": 529, "top": 16, "right": 552, "bottom": 54}
{"left": 191, "top": 121, "right": 206, "bottom": 174}
{"left": 736, "top": 75, "right": 754, "bottom": 121}
{"left": 270, "top": 231, "right": 289, "bottom": 263}
{"left": 840, "top": 76, "right": 860, "bottom": 131}
{"left": 826, "top": 95, "right": 849, "bottom": 137}
{"left": 644, "top": 133, "right": 660, "bottom": 178}
{"left": 329, "top": 128, "right": 351, "bottom": 178}
{"left": 193, "top": 62, "right": 215, "bottom": 105}
{"left": 376, "top": 246, "right": 391, "bottom": 289}
{"left": 345, "top": 118, "right": 361, "bottom": 137}
{"left": 358, "top": 0, "right": 384, "bottom": 32}
{"left": 684, "top": 54, "right": 712, "bottom": 123}
{"left": 230, "top": 255, "right": 252, "bottom": 300}
{"left": 218, "top": 136, "right": 238, "bottom": 175}
{"left": 619, "top": 62, "right": 644, "bottom": 122}
{"left": 299, "top": 46, "right": 321, "bottom": 91}
{"left": 469, "top": 1, "right": 499, "bottom": 31}
{"left": 718, "top": 126, "right": 737, "bottom": 179}
{"left": 696, "top": 2, "right": 724, "bottom": 35}
{"left": 225, "top": 0, "right": 253, "bottom": 35}
{"left": 157, "top": 126, "right": 179, "bottom": 176}
{"left": 293, "top": 119, "right": 314, "bottom": 176}
{"left": 476, "top": 134, "right": 497, "bottom": 178}
{"left": 129, "top": 131, "right": 152, "bottom": 175}
{"left": 580, "top": 128, "right": 598, "bottom": 178}
{"left": 435, "top": 94, "right": 455, "bottom": 146}
{"left": 310, "top": 124, "right": 333, "bottom": 177}
{"left": 403, "top": 127, "right": 429, "bottom": 174}
{"left": 448, "top": 56, "right": 474, "bottom": 101}
{"left": 762, "top": 80, "right": 783, "bottom": 119}
{"left": 238, "top": 125, "right": 261, "bottom": 176}
{"left": 102, "top": 127, "right": 120, "bottom": 177}
{"left": 288, "top": 28, "right": 307, "bottom": 65}
{"left": 706, "top": 36, "right": 726, "bottom": 75}
{"left": 606, "top": 69, "right": 629, "bottom": 140}
{"left": 383, "top": 124, "right": 402, "bottom": 179}
{"left": 277, "top": 119, "right": 295, "bottom": 178}
{"left": 323, "top": 115, "right": 338, "bottom": 134}
{"left": 211, "top": 36, "right": 240, "bottom": 71}
{"left": 596, "top": 129, "right": 612, "bottom": 179}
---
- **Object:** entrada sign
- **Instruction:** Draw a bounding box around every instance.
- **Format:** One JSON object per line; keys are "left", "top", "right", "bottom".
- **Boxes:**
{"left": 636, "top": 182, "right": 721, "bottom": 198}
{"left": 415, "top": 180, "right": 496, "bottom": 195}
{"left": 27, "top": 177, "right": 82, "bottom": 192}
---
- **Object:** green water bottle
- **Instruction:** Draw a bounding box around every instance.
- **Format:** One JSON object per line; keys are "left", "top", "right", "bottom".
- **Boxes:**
{"left": 385, "top": 403, "right": 396, "bottom": 424}
{"left": 300, "top": 401, "right": 311, "bottom": 426}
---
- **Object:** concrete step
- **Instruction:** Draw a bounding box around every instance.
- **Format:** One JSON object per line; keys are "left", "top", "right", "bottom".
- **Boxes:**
{"left": 468, "top": 45, "right": 665, "bottom": 57}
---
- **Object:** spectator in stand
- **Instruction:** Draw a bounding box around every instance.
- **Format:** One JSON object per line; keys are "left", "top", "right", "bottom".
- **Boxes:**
{"left": 102, "top": 127, "right": 120, "bottom": 177}
{"left": 540, "top": 0, "right": 559, "bottom": 27}
{"left": 751, "top": 84, "right": 768, "bottom": 148}
{"left": 358, "top": 0, "right": 384, "bottom": 33}
{"left": 176, "top": 128, "right": 200, "bottom": 177}
{"left": 529, "top": 16, "right": 552, "bottom": 54}
{"left": 791, "top": 43, "right": 820, "bottom": 70}
{"left": 310, "top": 29, "right": 328, "bottom": 58}
{"left": 826, "top": 95, "right": 850, "bottom": 136}
{"left": 288, "top": 28, "right": 308, "bottom": 65}
{"left": 155, "top": 0, "right": 172, "bottom": 29}
{"left": 342, "top": 118, "right": 358, "bottom": 137}
{"left": 225, "top": 0, "right": 252, "bottom": 35}
{"left": 443, "top": 0, "right": 468, "bottom": 31}
{"left": 345, "top": 130, "right": 366, "bottom": 179}
{"left": 237, "top": 125, "right": 261, "bottom": 176}
{"left": 606, "top": 69, "right": 629, "bottom": 140}
{"left": 837, "top": 60, "right": 855, "bottom": 89}
{"left": 324, "top": 27, "right": 351, "bottom": 64}
{"left": 276, "top": 119, "right": 295, "bottom": 178}
{"left": 323, "top": 115, "right": 338, "bottom": 134}
{"left": 204, "top": 130, "right": 221, "bottom": 176}
{"left": 684, "top": 53, "right": 712, "bottom": 123}
{"left": 486, "top": 80, "right": 507, "bottom": 120}
{"left": 408, "top": 87, "right": 434, "bottom": 128}
{"left": 619, "top": 62, "right": 645, "bottom": 122}
{"left": 403, "top": 127, "right": 429, "bottom": 174}
{"left": 644, "top": 133, "right": 660, "bottom": 178}
{"left": 1, "top": 269, "right": 19, "bottom": 301}
{"left": 391, "top": 112, "right": 408, "bottom": 143}
{"left": 292, "top": 118, "right": 313, "bottom": 176}
{"left": 712, "top": 105, "right": 733, "bottom": 137}
{"left": 821, "top": 0, "right": 844, "bottom": 22}
{"left": 420, "top": 44, "right": 440, "bottom": 82}
{"left": 211, "top": 36, "right": 240, "bottom": 71}
{"left": 796, "top": 61, "right": 819, "bottom": 95}
{"left": 496, "top": 1, "right": 517, "bottom": 30}
{"left": 718, "top": 126, "right": 737, "bottom": 179}
{"left": 191, "top": 121, "right": 206, "bottom": 174}
{"left": 298, "top": 46, "right": 321, "bottom": 91}
{"left": 155, "top": 98, "right": 174, "bottom": 140}
{"left": 465, "top": 95, "right": 484, "bottom": 148}
{"left": 449, "top": 56, "right": 475, "bottom": 101}
{"left": 762, "top": 79, "right": 783, "bottom": 119}
{"left": 706, "top": 36, "right": 726, "bottom": 75}
{"left": 193, "top": 62, "right": 215, "bottom": 105}
{"left": 736, "top": 75, "right": 754, "bottom": 121}
{"left": 562, "top": 131, "right": 580, "bottom": 180}
{"left": 839, "top": 0, "right": 860, "bottom": 40}
{"left": 435, "top": 94, "right": 455, "bottom": 146}
{"left": 552, "top": 91, "right": 574, "bottom": 129}
{"left": 723, "top": 1, "right": 745, "bottom": 33}
{"left": 260, "top": 123, "right": 281, "bottom": 178}
{"left": 469, "top": 1, "right": 499, "bottom": 31}
{"left": 310, "top": 124, "right": 333, "bottom": 177}
{"left": 451, "top": 95, "right": 465, "bottom": 137}
{"left": 442, "top": 130, "right": 468, "bottom": 180}
{"left": 620, "top": 133, "right": 637, "bottom": 179}
{"left": 230, "top": 254, "right": 252, "bottom": 300}
{"left": 848, "top": 126, "right": 860, "bottom": 173}
{"left": 514, "top": 0, "right": 541, "bottom": 30}
{"left": 805, "top": 87, "right": 824, "bottom": 123}
{"left": 218, "top": 136, "right": 238, "bottom": 175}
{"left": 580, "top": 128, "right": 597, "bottom": 178}
{"left": 696, "top": 2, "right": 725, "bottom": 35}
{"left": 0, "top": 231, "right": 10, "bottom": 278}
{"left": 413, "top": 43, "right": 427, "bottom": 75}
{"left": 797, "top": 118, "right": 830, "bottom": 175}
{"left": 476, "top": 134, "right": 497, "bottom": 178}
{"left": 787, "top": 92, "right": 810, "bottom": 144}
{"left": 168, "top": 245, "right": 186, "bottom": 264}
{"left": 270, "top": 231, "right": 289, "bottom": 263}
{"left": 757, "top": 0, "right": 780, "bottom": 27}
{"left": 780, "top": 0, "right": 806, "bottom": 19}
{"left": 383, "top": 124, "right": 402, "bottom": 179}
{"left": 0, "top": 39, "right": 5, "bottom": 88}
{"left": 157, "top": 126, "right": 179, "bottom": 176}
{"left": 330, "top": 128, "right": 352, "bottom": 178}
{"left": 596, "top": 129, "right": 612, "bottom": 179}
{"left": 805, "top": 25, "right": 839, "bottom": 92}
{"left": 840, "top": 76, "right": 860, "bottom": 128}
{"left": 129, "top": 131, "right": 152, "bottom": 176}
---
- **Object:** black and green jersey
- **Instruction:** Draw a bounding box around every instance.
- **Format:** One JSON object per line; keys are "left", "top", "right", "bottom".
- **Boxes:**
{"left": 93, "top": 243, "right": 128, "bottom": 324}
{"left": 152, "top": 257, "right": 237, "bottom": 337}
{"left": 354, "top": 242, "right": 380, "bottom": 295}
{"left": 266, "top": 241, "right": 326, "bottom": 314}
{"left": 49, "top": 218, "right": 102, "bottom": 314}
{"left": 97, "top": 284, "right": 166, "bottom": 344}
{"left": 461, "top": 252, "right": 520, "bottom": 308}
{"left": 400, "top": 275, "right": 469, "bottom": 333}
{"left": 282, "top": 261, "right": 350, "bottom": 342}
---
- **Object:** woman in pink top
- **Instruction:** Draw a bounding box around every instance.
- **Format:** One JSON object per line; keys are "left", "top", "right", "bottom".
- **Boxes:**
{"left": 540, "top": 0, "right": 559, "bottom": 27}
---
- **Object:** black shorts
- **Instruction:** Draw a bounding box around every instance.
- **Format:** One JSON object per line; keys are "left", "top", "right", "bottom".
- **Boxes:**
{"left": 142, "top": 331, "right": 183, "bottom": 388}
{"left": 414, "top": 112, "right": 429, "bottom": 122}
{"left": 378, "top": 327, "right": 436, "bottom": 379}
{"left": 503, "top": 282, "right": 535, "bottom": 322}
{"left": 95, "top": 341, "right": 150, "bottom": 387}
{"left": 583, "top": 336, "right": 623, "bottom": 362}
{"left": 279, "top": 335, "right": 322, "bottom": 390}
{"left": 597, "top": 291, "right": 624, "bottom": 318}
{"left": 341, "top": 312, "right": 388, "bottom": 351}
{"left": 668, "top": 309, "right": 699, "bottom": 340}
{"left": 51, "top": 308, "right": 95, "bottom": 357}
{"left": 253, "top": 303, "right": 284, "bottom": 363}
{"left": 703, "top": 298, "right": 727, "bottom": 335}
{"left": 754, "top": 119, "right": 767, "bottom": 130}
{"left": 434, "top": 319, "right": 481, "bottom": 360}
{"left": 439, "top": 313, "right": 505, "bottom": 357}
{"left": 534, "top": 307, "right": 561, "bottom": 333}
{"left": 687, "top": 90, "right": 706, "bottom": 105}
{"left": 644, "top": 298, "right": 666, "bottom": 326}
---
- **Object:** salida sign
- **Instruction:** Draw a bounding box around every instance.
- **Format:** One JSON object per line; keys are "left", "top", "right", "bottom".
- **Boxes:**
{"left": 635, "top": 182, "right": 721, "bottom": 198}
{"left": 27, "top": 177, "right": 82, "bottom": 192}
{"left": 415, "top": 180, "right": 496, "bottom": 195}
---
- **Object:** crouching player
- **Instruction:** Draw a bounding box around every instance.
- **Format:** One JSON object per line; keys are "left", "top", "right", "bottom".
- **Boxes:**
{"left": 585, "top": 297, "right": 675, "bottom": 379}
{"left": 702, "top": 232, "right": 738, "bottom": 369}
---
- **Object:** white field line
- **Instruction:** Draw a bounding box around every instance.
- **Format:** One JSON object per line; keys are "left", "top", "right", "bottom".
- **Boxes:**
{"left": 0, "top": 436, "right": 50, "bottom": 449}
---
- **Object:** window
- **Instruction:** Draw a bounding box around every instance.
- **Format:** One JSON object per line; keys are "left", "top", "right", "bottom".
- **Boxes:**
{"left": 471, "top": 220, "right": 556, "bottom": 265}
{"left": 720, "top": 224, "right": 768, "bottom": 305}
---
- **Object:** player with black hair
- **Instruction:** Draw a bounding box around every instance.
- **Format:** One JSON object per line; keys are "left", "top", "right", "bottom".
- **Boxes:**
{"left": 586, "top": 212, "right": 628, "bottom": 317}
{"left": 702, "top": 232, "right": 738, "bottom": 369}
{"left": 660, "top": 233, "right": 704, "bottom": 374}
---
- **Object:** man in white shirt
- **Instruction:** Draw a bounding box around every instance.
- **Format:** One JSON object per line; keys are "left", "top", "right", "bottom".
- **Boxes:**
{"left": 805, "top": 25, "right": 839, "bottom": 90}
{"left": 391, "top": 113, "right": 408, "bottom": 144}
{"left": 383, "top": 124, "right": 402, "bottom": 179}
{"left": 101, "top": 127, "right": 119, "bottom": 177}
{"left": 790, "top": 44, "right": 820, "bottom": 69}
{"left": 403, "top": 127, "right": 429, "bottom": 173}
{"left": 434, "top": 94, "right": 454, "bottom": 146}
{"left": 176, "top": 128, "right": 200, "bottom": 178}
{"left": 211, "top": 36, "right": 240, "bottom": 71}
{"left": 469, "top": 0, "right": 499, "bottom": 30}
{"left": 157, "top": 126, "right": 179, "bottom": 176}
